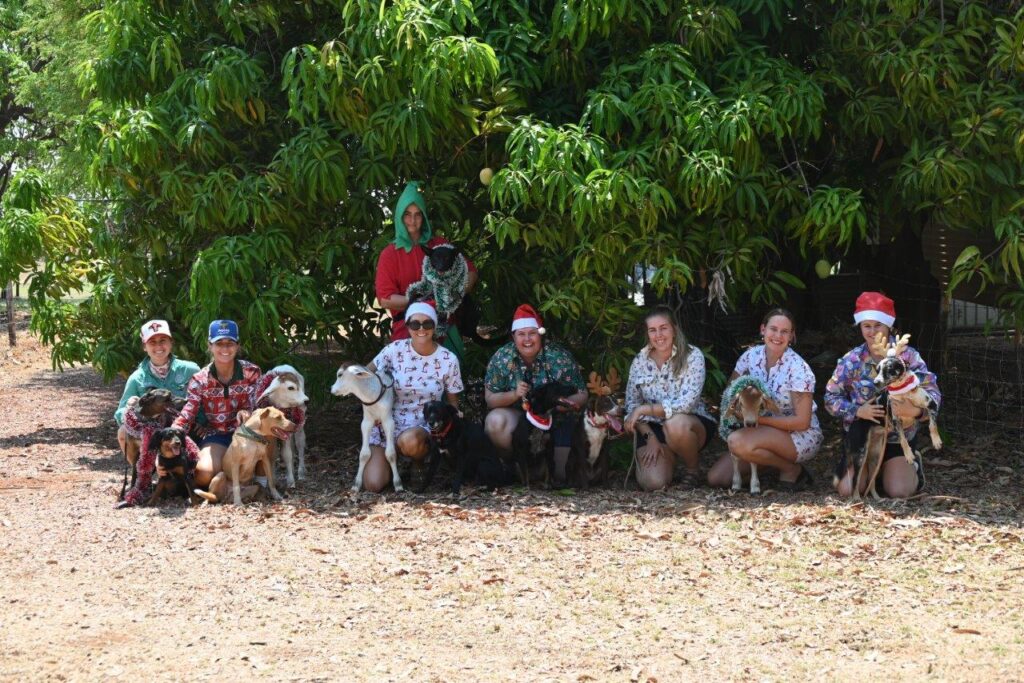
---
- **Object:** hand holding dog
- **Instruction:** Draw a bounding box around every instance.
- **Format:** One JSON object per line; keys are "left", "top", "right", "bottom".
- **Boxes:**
{"left": 890, "top": 402, "right": 924, "bottom": 421}
{"left": 856, "top": 401, "right": 886, "bottom": 423}
{"left": 624, "top": 407, "right": 644, "bottom": 434}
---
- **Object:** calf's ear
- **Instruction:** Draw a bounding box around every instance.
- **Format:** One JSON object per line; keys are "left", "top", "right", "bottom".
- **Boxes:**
{"left": 763, "top": 398, "right": 781, "bottom": 414}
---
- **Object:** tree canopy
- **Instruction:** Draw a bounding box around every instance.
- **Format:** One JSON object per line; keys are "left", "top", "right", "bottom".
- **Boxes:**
{"left": 1, "top": 0, "right": 1023, "bottom": 380}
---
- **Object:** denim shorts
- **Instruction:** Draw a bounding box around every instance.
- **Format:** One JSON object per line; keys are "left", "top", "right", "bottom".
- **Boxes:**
{"left": 199, "top": 431, "right": 233, "bottom": 449}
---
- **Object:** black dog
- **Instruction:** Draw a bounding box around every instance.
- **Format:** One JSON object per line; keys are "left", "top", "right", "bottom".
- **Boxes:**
{"left": 509, "top": 381, "right": 578, "bottom": 488}
{"left": 421, "top": 401, "right": 491, "bottom": 494}
{"left": 412, "top": 243, "right": 497, "bottom": 346}
{"left": 143, "top": 428, "right": 200, "bottom": 506}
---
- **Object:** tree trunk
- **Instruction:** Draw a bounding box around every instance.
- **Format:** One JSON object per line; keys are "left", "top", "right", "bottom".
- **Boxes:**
{"left": 5, "top": 281, "right": 15, "bottom": 347}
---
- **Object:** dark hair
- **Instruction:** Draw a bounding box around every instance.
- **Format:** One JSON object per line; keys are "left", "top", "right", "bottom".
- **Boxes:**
{"left": 644, "top": 306, "right": 690, "bottom": 376}
{"left": 761, "top": 308, "right": 797, "bottom": 342}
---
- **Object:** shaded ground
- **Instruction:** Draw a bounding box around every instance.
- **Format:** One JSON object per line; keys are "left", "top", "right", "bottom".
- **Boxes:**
{"left": 1, "top": 317, "right": 1023, "bottom": 682}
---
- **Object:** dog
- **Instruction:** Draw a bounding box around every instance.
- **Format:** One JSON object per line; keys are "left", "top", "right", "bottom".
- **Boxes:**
{"left": 509, "top": 381, "right": 578, "bottom": 488}
{"left": 846, "top": 413, "right": 890, "bottom": 502}
{"left": 871, "top": 332, "right": 942, "bottom": 462}
{"left": 120, "top": 388, "right": 182, "bottom": 500}
{"left": 719, "top": 376, "right": 780, "bottom": 495}
{"left": 421, "top": 400, "right": 491, "bottom": 494}
{"left": 331, "top": 362, "right": 402, "bottom": 492}
{"left": 143, "top": 428, "right": 201, "bottom": 506}
{"left": 405, "top": 243, "right": 496, "bottom": 344}
{"left": 257, "top": 365, "right": 309, "bottom": 488}
{"left": 568, "top": 370, "right": 624, "bottom": 489}
{"left": 194, "top": 408, "right": 295, "bottom": 505}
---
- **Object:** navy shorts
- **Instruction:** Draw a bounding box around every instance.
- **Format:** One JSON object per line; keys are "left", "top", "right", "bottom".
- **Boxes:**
{"left": 199, "top": 432, "right": 233, "bottom": 449}
{"left": 637, "top": 415, "right": 717, "bottom": 450}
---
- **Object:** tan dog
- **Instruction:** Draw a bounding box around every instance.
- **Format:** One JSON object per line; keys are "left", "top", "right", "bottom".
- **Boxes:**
{"left": 194, "top": 408, "right": 296, "bottom": 505}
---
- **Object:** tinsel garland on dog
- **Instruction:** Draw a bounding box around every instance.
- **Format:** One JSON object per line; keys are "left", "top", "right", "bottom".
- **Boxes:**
{"left": 405, "top": 251, "right": 469, "bottom": 337}
{"left": 718, "top": 375, "right": 778, "bottom": 440}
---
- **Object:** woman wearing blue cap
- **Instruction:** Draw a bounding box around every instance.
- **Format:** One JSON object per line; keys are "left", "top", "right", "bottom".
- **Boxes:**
{"left": 172, "top": 320, "right": 263, "bottom": 490}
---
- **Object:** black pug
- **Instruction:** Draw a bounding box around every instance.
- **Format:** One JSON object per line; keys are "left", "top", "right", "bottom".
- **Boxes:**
{"left": 409, "top": 243, "right": 497, "bottom": 346}
{"left": 509, "top": 381, "right": 578, "bottom": 488}
{"left": 143, "top": 428, "right": 200, "bottom": 506}
{"left": 420, "top": 401, "right": 493, "bottom": 494}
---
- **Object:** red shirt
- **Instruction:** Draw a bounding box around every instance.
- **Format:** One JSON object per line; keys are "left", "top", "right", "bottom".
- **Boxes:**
{"left": 375, "top": 237, "right": 476, "bottom": 340}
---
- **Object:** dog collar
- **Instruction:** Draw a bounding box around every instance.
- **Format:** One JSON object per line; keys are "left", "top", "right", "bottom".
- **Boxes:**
{"left": 236, "top": 424, "right": 268, "bottom": 444}
{"left": 430, "top": 421, "right": 454, "bottom": 438}
{"left": 522, "top": 401, "right": 552, "bottom": 431}
{"left": 887, "top": 373, "right": 920, "bottom": 395}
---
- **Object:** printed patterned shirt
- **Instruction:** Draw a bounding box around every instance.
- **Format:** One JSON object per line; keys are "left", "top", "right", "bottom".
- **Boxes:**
{"left": 172, "top": 360, "right": 262, "bottom": 437}
{"left": 625, "top": 345, "right": 713, "bottom": 422}
{"left": 371, "top": 340, "right": 463, "bottom": 441}
{"left": 824, "top": 341, "right": 941, "bottom": 441}
{"left": 484, "top": 341, "right": 586, "bottom": 394}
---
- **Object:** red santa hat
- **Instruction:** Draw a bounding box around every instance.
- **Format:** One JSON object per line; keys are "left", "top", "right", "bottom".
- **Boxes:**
{"left": 510, "top": 304, "right": 545, "bottom": 335}
{"left": 853, "top": 291, "right": 896, "bottom": 327}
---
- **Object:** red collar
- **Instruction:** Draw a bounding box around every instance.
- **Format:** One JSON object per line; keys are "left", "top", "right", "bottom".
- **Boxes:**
{"left": 887, "top": 373, "right": 920, "bottom": 395}
{"left": 430, "top": 421, "right": 454, "bottom": 438}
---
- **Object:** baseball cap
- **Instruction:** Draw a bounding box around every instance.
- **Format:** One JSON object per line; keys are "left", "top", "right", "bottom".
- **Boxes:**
{"left": 208, "top": 319, "right": 240, "bottom": 343}
{"left": 140, "top": 320, "right": 172, "bottom": 343}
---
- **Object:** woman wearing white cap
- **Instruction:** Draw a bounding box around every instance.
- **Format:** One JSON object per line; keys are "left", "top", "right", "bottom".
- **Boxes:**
{"left": 825, "top": 292, "right": 941, "bottom": 498}
{"left": 361, "top": 301, "right": 464, "bottom": 492}
{"left": 114, "top": 319, "right": 200, "bottom": 456}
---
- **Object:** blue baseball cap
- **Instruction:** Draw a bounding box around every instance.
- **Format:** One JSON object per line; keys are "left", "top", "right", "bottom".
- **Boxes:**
{"left": 208, "top": 319, "right": 239, "bottom": 343}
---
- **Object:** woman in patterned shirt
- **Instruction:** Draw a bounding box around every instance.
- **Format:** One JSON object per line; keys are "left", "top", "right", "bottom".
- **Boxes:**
{"left": 172, "top": 320, "right": 262, "bottom": 490}
{"left": 361, "top": 301, "right": 464, "bottom": 492}
{"left": 707, "top": 308, "right": 822, "bottom": 492}
{"left": 824, "top": 292, "right": 940, "bottom": 498}
{"left": 624, "top": 306, "right": 717, "bottom": 490}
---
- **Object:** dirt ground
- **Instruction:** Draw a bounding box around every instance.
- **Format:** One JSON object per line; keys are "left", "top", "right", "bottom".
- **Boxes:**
{"left": 2, "top": 319, "right": 1024, "bottom": 682}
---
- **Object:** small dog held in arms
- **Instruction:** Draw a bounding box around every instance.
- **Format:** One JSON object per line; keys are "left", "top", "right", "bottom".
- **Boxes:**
{"left": 194, "top": 408, "right": 296, "bottom": 505}
{"left": 143, "top": 428, "right": 201, "bottom": 506}
{"left": 871, "top": 332, "right": 942, "bottom": 460}
{"left": 509, "top": 381, "right": 578, "bottom": 488}
{"left": 120, "top": 388, "right": 183, "bottom": 500}
{"left": 331, "top": 362, "right": 402, "bottom": 493}
{"left": 421, "top": 400, "right": 490, "bottom": 495}
{"left": 719, "top": 376, "right": 781, "bottom": 495}
{"left": 256, "top": 365, "right": 309, "bottom": 488}
{"left": 404, "top": 243, "right": 493, "bottom": 344}
{"left": 568, "top": 370, "right": 625, "bottom": 489}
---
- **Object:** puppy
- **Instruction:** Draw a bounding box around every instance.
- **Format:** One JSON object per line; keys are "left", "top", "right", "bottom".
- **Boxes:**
{"left": 719, "top": 377, "right": 780, "bottom": 495}
{"left": 331, "top": 363, "right": 402, "bottom": 493}
{"left": 143, "top": 428, "right": 201, "bottom": 506}
{"left": 871, "top": 332, "right": 942, "bottom": 462}
{"left": 257, "top": 365, "right": 309, "bottom": 488}
{"left": 422, "top": 400, "right": 489, "bottom": 494}
{"left": 406, "top": 243, "right": 496, "bottom": 344}
{"left": 120, "top": 388, "right": 180, "bottom": 500}
{"left": 194, "top": 408, "right": 296, "bottom": 505}
{"left": 509, "top": 381, "right": 578, "bottom": 488}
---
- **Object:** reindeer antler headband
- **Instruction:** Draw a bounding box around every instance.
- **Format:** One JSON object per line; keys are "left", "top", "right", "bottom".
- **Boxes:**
{"left": 586, "top": 367, "right": 622, "bottom": 396}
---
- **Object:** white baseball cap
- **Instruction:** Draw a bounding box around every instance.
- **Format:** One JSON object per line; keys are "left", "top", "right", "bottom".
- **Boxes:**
{"left": 140, "top": 319, "right": 172, "bottom": 343}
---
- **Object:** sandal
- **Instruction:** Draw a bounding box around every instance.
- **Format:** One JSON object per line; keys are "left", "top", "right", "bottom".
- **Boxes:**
{"left": 678, "top": 468, "right": 702, "bottom": 489}
{"left": 777, "top": 465, "right": 813, "bottom": 493}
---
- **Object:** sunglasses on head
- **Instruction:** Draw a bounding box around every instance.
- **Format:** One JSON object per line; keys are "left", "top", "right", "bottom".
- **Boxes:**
{"left": 407, "top": 319, "right": 436, "bottom": 331}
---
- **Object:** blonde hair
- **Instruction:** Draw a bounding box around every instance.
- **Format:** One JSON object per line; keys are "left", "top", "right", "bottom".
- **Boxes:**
{"left": 645, "top": 306, "right": 690, "bottom": 376}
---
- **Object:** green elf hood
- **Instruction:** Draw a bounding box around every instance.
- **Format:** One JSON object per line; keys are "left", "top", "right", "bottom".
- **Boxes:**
{"left": 392, "top": 181, "right": 433, "bottom": 252}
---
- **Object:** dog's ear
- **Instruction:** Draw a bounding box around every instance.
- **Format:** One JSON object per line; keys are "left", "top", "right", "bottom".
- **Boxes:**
{"left": 420, "top": 244, "right": 434, "bottom": 256}
{"left": 763, "top": 397, "right": 781, "bottom": 415}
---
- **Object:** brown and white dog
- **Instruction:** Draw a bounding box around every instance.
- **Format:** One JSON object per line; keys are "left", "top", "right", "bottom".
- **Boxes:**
{"left": 871, "top": 332, "right": 942, "bottom": 462}
{"left": 720, "top": 377, "right": 780, "bottom": 495}
{"left": 257, "top": 365, "right": 309, "bottom": 488}
{"left": 120, "top": 388, "right": 182, "bottom": 500}
{"left": 569, "top": 370, "right": 624, "bottom": 489}
{"left": 331, "top": 362, "right": 401, "bottom": 493}
{"left": 194, "top": 407, "right": 296, "bottom": 505}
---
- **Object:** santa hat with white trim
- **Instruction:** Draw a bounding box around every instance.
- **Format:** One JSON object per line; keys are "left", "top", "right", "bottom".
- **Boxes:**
{"left": 853, "top": 291, "right": 895, "bottom": 328}
{"left": 510, "top": 304, "right": 546, "bottom": 335}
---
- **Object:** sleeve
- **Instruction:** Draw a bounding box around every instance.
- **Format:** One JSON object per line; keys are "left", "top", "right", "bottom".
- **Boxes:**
{"left": 733, "top": 347, "right": 753, "bottom": 376}
{"left": 905, "top": 347, "right": 941, "bottom": 411}
{"left": 484, "top": 347, "right": 514, "bottom": 394}
{"left": 244, "top": 367, "right": 262, "bottom": 412}
{"left": 823, "top": 352, "right": 858, "bottom": 422}
{"left": 374, "top": 246, "right": 400, "bottom": 302}
{"left": 372, "top": 344, "right": 394, "bottom": 375}
{"left": 444, "top": 353, "right": 464, "bottom": 394}
{"left": 661, "top": 348, "right": 706, "bottom": 419}
{"left": 624, "top": 355, "right": 644, "bottom": 416}
{"left": 172, "top": 375, "right": 204, "bottom": 432}
{"left": 556, "top": 347, "right": 586, "bottom": 392}
{"left": 785, "top": 355, "right": 816, "bottom": 394}
{"left": 114, "top": 370, "right": 144, "bottom": 425}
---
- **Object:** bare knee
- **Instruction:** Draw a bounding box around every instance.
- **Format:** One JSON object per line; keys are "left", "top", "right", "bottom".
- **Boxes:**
{"left": 397, "top": 429, "right": 429, "bottom": 460}
{"left": 484, "top": 410, "right": 514, "bottom": 449}
{"left": 727, "top": 431, "right": 750, "bottom": 458}
{"left": 885, "top": 478, "right": 917, "bottom": 499}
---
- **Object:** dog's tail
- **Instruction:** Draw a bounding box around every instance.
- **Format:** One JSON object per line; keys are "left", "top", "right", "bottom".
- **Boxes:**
{"left": 193, "top": 489, "right": 218, "bottom": 503}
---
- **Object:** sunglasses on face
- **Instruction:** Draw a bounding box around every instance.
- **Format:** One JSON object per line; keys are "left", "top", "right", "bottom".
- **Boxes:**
{"left": 407, "top": 319, "right": 436, "bottom": 331}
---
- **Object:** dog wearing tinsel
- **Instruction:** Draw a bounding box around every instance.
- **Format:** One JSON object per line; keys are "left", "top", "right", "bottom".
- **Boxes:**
{"left": 719, "top": 375, "right": 781, "bottom": 495}
{"left": 405, "top": 243, "right": 469, "bottom": 340}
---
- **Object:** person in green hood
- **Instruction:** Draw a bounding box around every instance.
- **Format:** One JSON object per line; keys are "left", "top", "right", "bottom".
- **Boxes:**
{"left": 374, "top": 181, "right": 478, "bottom": 355}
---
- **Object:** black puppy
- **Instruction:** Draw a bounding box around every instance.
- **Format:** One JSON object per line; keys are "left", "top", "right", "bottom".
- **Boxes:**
{"left": 416, "top": 244, "right": 497, "bottom": 346}
{"left": 143, "top": 428, "right": 200, "bottom": 506}
{"left": 421, "top": 401, "right": 490, "bottom": 494}
{"left": 509, "top": 381, "right": 578, "bottom": 488}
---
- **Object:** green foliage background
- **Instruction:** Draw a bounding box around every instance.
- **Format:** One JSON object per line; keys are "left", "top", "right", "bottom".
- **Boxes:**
{"left": 2, "top": 0, "right": 1023, "bottom": 385}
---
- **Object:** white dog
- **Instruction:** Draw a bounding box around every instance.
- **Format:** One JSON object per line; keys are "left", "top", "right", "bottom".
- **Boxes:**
{"left": 256, "top": 365, "right": 309, "bottom": 488}
{"left": 330, "top": 363, "right": 402, "bottom": 492}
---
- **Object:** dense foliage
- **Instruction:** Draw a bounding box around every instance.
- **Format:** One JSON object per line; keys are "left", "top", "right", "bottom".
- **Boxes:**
{"left": 1, "top": 0, "right": 1023, "bottom": 382}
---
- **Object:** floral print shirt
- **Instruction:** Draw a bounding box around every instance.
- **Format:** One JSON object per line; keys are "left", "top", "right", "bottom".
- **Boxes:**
{"left": 625, "top": 345, "right": 713, "bottom": 423}
{"left": 824, "top": 341, "right": 941, "bottom": 440}
{"left": 484, "top": 341, "right": 586, "bottom": 394}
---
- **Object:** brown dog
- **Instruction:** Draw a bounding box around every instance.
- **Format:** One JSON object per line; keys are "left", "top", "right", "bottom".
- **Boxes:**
{"left": 121, "top": 389, "right": 182, "bottom": 500}
{"left": 143, "top": 428, "right": 202, "bottom": 506}
{"left": 194, "top": 408, "right": 296, "bottom": 505}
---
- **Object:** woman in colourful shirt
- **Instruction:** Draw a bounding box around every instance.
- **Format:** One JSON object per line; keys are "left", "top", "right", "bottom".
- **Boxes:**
{"left": 824, "top": 291, "right": 940, "bottom": 498}
{"left": 707, "top": 308, "right": 823, "bottom": 492}
{"left": 624, "top": 306, "right": 717, "bottom": 490}
{"left": 172, "top": 320, "right": 262, "bottom": 490}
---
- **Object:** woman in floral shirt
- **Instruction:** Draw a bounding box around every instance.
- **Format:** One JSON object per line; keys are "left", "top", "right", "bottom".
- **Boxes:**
{"left": 825, "top": 292, "right": 940, "bottom": 498}
{"left": 707, "top": 308, "right": 822, "bottom": 492}
{"left": 624, "top": 306, "right": 716, "bottom": 490}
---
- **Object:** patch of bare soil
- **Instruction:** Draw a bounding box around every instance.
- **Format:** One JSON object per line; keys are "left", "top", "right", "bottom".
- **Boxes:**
{"left": 2, "top": 317, "right": 1023, "bottom": 682}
